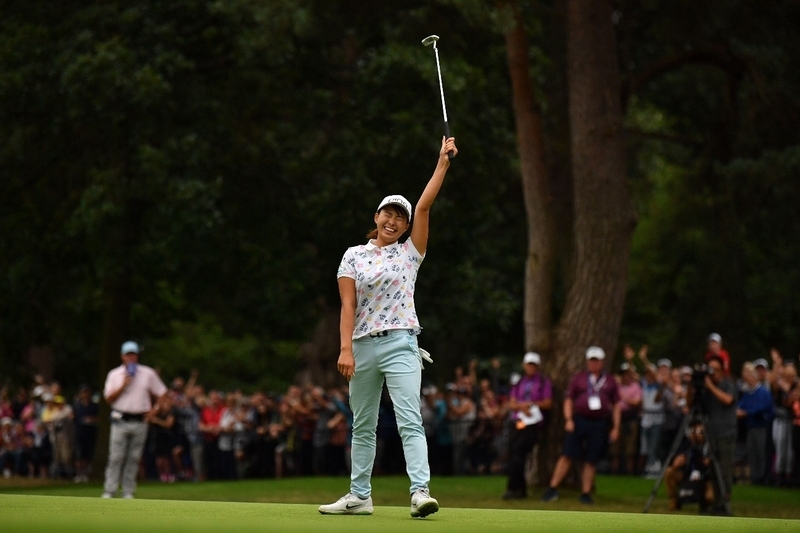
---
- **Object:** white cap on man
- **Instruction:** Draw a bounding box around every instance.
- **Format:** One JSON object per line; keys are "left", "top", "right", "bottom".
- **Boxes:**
{"left": 586, "top": 346, "right": 605, "bottom": 360}
{"left": 753, "top": 358, "right": 769, "bottom": 369}
{"left": 121, "top": 341, "right": 141, "bottom": 355}
{"left": 376, "top": 195, "right": 413, "bottom": 222}
{"left": 523, "top": 352, "right": 541, "bottom": 365}
{"left": 708, "top": 332, "right": 722, "bottom": 343}
{"left": 656, "top": 358, "right": 672, "bottom": 369}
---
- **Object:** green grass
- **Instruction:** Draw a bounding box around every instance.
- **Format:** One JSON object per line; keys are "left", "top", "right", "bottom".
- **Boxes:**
{"left": 1, "top": 475, "right": 798, "bottom": 532}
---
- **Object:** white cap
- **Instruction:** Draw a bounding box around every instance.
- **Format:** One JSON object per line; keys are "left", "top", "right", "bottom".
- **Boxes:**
{"left": 585, "top": 346, "right": 605, "bottom": 360}
{"left": 121, "top": 341, "right": 141, "bottom": 355}
{"left": 656, "top": 358, "right": 672, "bottom": 368}
{"left": 377, "top": 195, "right": 412, "bottom": 222}
{"left": 753, "top": 358, "right": 769, "bottom": 369}
{"left": 523, "top": 352, "right": 541, "bottom": 365}
{"left": 708, "top": 332, "right": 722, "bottom": 343}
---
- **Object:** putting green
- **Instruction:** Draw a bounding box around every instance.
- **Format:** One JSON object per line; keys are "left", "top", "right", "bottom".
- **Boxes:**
{"left": 0, "top": 494, "right": 792, "bottom": 533}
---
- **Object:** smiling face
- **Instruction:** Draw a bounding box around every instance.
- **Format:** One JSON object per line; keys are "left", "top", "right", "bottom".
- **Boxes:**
{"left": 373, "top": 205, "right": 409, "bottom": 245}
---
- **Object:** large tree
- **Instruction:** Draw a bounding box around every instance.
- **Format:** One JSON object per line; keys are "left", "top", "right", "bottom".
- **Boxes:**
{"left": 500, "top": 0, "right": 633, "bottom": 478}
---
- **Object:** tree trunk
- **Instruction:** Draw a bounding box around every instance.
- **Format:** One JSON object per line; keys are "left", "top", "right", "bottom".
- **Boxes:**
{"left": 90, "top": 195, "right": 141, "bottom": 480}
{"left": 535, "top": 0, "right": 635, "bottom": 486}
{"left": 555, "top": 0, "right": 633, "bottom": 365}
{"left": 504, "top": 1, "right": 558, "bottom": 355}
{"left": 91, "top": 272, "right": 133, "bottom": 480}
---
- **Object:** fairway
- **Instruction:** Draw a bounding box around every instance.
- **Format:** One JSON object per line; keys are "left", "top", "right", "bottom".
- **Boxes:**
{"left": 1, "top": 493, "right": 793, "bottom": 533}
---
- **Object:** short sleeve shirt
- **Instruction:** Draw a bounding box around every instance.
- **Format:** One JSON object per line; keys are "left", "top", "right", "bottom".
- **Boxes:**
{"left": 567, "top": 370, "right": 620, "bottom": 419}
{"left": 701, "top": 377, "right": 738, "bottom": 439}
{"left": 104, "top": 364, "right": 167, "bottom": 414}
{"left": 509, "top": 374, "right": 553, "bottom": 422}
{"left": 337, "top": 239, "right": 424, "bottom": 339}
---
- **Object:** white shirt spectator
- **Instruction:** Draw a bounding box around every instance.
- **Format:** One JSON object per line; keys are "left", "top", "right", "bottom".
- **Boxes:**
{"left": 104, "top": 364, "right": 167, "bottom": 414}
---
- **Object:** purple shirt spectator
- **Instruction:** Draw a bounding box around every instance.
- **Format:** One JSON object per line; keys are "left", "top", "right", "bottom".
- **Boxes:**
{"left": 509, "top": 374, "right": 552, "bottom": 423}
{"left": 567, "top": 370, "right": 620, "bottom": 419}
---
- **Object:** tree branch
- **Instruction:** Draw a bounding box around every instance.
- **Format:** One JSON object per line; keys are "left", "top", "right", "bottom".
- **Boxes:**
{"left": 623, "top": 46, "right": 746, "bottom": 109}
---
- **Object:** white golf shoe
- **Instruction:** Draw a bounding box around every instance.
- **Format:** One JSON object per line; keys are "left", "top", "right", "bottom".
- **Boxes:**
{"left": 410, "top": 488, "right": 439, "bottom": 518}
{"left": 318, "top": 493, "right": 374, "bottom": 515}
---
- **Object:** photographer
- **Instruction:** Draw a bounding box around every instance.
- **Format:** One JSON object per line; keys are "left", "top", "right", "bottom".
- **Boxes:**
{"left": 687, "top": 355, "right": 736, "bottom": 515}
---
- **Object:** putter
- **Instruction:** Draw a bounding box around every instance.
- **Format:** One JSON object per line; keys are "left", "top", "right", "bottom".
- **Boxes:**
{"left": 422, "top": 35, "right": 454, "bottom": 159}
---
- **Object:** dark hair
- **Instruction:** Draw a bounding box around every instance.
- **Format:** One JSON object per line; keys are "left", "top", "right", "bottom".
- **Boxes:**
{"left": 366, "top": 228, "right": 378, "bottom": 239}
{"left": 706, "top": 355, "right": 724, "bottom": 368}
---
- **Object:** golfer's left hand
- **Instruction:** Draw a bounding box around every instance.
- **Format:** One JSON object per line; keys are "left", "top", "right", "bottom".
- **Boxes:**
{"left": 440, "top": 136, "right": 457, "bottom": 160}
{"left": 609, "top": 426, "right": 620, "bottom": 443}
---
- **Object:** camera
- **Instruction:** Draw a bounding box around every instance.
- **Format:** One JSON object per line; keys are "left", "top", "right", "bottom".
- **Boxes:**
{"left": 691, "top": 364, "right": 714, "bottom": 392}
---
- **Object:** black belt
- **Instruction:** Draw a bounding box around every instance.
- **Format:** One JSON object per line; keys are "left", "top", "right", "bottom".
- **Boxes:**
{"left": 117, "top": 412, "right": 146, "bottom": 422}
{"left": 369, "top": 330, "right": 390, "bottom": 337}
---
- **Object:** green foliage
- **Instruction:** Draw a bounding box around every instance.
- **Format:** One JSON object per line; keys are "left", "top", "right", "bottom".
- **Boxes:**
{"left": 620, "top": 0, "right": 800, "bottom": 364}
{"left": 145, "top": 317, "right": 299, "bottom": 393}
{"left": 2, "top": 0, "right": 800, "bottom": 390}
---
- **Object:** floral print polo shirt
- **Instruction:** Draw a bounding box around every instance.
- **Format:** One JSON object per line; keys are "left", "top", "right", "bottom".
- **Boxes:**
{"left": 337, "top": 238, "right": 424, "bottom": 339}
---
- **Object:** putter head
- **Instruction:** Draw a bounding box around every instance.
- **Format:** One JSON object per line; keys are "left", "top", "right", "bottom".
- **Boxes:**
{"left": 421, "top": 35, "right": 439, "bottom": 47}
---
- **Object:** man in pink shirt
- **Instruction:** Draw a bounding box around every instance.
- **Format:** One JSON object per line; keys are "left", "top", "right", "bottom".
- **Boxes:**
{"left": 101, "top": 341, "right": 167, "bottom": 499}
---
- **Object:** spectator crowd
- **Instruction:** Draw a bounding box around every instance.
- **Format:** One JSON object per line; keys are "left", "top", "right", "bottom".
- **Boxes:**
{"left": 2, "top": 333, "right": 800, "bottom": 509}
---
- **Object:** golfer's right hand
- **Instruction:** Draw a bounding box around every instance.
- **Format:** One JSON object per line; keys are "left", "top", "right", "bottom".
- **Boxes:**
{"left": 337, "top": 348, "right": 355, "bottom": 381}
{"left": 564, "top": 419, "right": 575, "bottom": 433}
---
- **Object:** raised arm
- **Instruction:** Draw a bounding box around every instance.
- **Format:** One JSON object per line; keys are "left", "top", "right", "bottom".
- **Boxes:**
{"left": 410, "top": 136, "right": 458, "bottom": 255}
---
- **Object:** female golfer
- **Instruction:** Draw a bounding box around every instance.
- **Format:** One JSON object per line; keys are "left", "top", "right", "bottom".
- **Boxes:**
{"left": 318, "top": 136, "right": 458, "bottom": 518}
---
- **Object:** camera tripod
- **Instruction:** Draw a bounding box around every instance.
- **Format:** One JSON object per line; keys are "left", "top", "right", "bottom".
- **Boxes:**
{"left": 642, "top": 399, "right": 731, "bottom": 515}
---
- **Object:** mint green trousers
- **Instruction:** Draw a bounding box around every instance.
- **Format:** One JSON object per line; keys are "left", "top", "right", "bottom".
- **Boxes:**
{"left": 349, "top": 330, "right": 430, "bottom": 498}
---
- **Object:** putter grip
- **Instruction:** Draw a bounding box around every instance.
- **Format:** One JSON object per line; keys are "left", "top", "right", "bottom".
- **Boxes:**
{"left": 443, "top": 121, "right": 454, "bottom": 160}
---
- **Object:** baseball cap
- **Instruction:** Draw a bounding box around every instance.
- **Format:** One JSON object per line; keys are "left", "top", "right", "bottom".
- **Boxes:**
{"left": 708, "top": 333, "right": 722, "bottom": 343}
{"left": 377, "top": 195, "right": 412, "bottom": 222}
{"left": 523, "top": 352, "right": 541, "bottom": 365}
{"left": 619, "top": 362, "right": 631, "bottom": 373}
{"left": 422, "top": 385, "right": 438, "bottom": 396}
{"left": 585, "top": 346, "right": 605, "bottom": 360}
{"left": 121, "top": 341, "right": 140, "bottom": 355}
{"left": 681, "top": 365, "right": 693, "bottom": 375}
{"left": 753, "top": 358, "right": 769, "bottom": 369}
{"left": 656, "top": 358, "right": 672, "bottom": 368}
